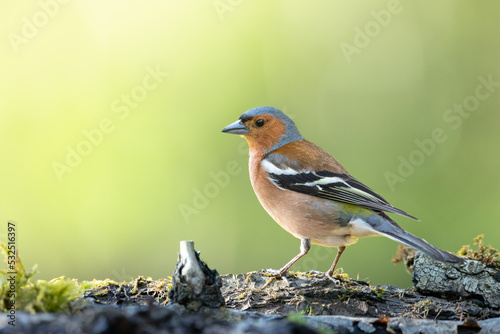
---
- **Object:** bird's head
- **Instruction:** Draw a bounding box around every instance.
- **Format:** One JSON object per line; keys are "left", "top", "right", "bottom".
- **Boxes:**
{"left": 221, "top": 106, "right": 304, "bottom": 153}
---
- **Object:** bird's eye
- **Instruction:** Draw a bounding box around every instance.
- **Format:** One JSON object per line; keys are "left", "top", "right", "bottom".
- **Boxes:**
{"left": 255, "top": 119, "right": 265, "bottom": 127}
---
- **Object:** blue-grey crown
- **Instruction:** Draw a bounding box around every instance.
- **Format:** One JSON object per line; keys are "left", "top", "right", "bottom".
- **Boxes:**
{"left": 241, "top": 107, "right": 304, "bottom": 153}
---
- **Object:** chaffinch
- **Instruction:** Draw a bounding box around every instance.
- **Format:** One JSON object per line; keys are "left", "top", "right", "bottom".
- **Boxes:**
{"left": 222, "top": 106, "right": 464, "bottom": 277}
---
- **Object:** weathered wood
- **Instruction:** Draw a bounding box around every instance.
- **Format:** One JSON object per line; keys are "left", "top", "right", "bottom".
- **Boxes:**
{"left": 1, "top": 240, "right": 498, "bottom": 334}
{"left": 168, "top": 240, "right": 225, "bottom": 310}
{"left": 413, "top": 252, "right": 500, "bottom": 308}
{"left": 3, "top": 305, "right": 499, "bottom": 334}
{"left": 220, "top": 271, "right": 499, "bottom": 320}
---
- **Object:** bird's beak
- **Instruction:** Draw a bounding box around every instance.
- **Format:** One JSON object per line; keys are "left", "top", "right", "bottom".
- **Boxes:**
{"left": 221, "top": 120, "right": 249, "bottom": 135}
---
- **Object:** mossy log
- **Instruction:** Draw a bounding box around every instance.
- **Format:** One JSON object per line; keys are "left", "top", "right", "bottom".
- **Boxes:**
{"left": 1, "top": 241, "right": 499, "bottom": 334}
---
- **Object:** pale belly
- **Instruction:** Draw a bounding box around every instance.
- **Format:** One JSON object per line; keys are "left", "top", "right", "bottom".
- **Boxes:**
{"left": 310, "top": 217, "right": 381, "bottom": 247}
{"left": 257, "top": 187, "right": 380, "bottom": 247}
{"left": 250, "top": 156, "right": 381, "bottom": 248}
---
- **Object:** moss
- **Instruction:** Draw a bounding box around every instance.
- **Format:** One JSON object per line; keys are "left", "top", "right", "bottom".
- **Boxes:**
{"left": 337, "top": 287, "right": 353, "bottom": 301}
{"left": 412, "top": 299, "right": 439, "bottom": 318}
{"left": 392, "top": 245, "right": 416, "bottom": 274}
{"left": 92, "top": 278, "right": 120, "bottom": 288}
{"left": 85, "top": 276, "right": 172, "bottom": 305}
{"left": 0, "top": 243, "right": 90, "bottom": 313}
{"left": 333, "top": 273, "right": 350, "bottom": 282}
{"left": 287, "top": 312, "right": 307, "bottom": 325}
{"left": 457, "top": 235, "right": 500, "bottom": 269}
{"left": 371, "top": 286, "right": 387, "bottom": 299}
{"left": 300, "top": 304, "right": 313, "bottom": 315}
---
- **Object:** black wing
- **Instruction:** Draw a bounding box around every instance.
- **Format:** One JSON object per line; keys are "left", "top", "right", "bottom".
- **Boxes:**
{"left": 261, "top": 157, "right": 418, "bottom": 220}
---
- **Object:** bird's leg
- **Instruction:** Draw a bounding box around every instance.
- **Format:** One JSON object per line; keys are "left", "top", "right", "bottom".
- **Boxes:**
{"left": 327, "top": 246, "right": 346, "bottom": 277}
{"left": 278, "top": 238, "right": 311, "bottom": 276}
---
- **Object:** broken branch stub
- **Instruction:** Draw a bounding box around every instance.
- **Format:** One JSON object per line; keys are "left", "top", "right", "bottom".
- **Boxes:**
{"left": 168, "top": 240, "right": 224, "bottom": 310}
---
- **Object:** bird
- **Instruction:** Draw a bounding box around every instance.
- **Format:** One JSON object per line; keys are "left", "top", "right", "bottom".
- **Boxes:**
{"left": 221, "top": 106, "right": 464, "bottom": 277}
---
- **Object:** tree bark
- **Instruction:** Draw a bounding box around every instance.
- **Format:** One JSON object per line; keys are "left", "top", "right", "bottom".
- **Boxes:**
{"left": 2, "top": 240, "right": 499, "bottom": 334}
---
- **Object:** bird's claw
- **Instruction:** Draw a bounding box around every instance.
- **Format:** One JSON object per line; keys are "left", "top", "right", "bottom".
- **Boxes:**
{"left": 326, "top": 274, "right": 342, "bottom": 285}
{"left": 260, "top": 268, "right": 282, "bottom": 277}
{"left": 306, "top": 270, "right": 326, "bottom": 277}
{"left": 305, "top": 270, "right": 341, "bottom": 284}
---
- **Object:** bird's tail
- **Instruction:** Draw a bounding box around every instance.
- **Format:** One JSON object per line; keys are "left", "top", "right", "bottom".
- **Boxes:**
{"left": 382, "top": 229, "right": 464, "bottom": 264}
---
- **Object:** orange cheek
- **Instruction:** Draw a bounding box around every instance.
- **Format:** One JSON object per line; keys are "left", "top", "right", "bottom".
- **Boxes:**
{"left": 243, "top": 119, "right": 287, "bottom": 152}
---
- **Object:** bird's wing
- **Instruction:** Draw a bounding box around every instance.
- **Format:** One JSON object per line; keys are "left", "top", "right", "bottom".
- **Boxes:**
{"left": 261, "top": 154, "right": 418, "bottom": 220}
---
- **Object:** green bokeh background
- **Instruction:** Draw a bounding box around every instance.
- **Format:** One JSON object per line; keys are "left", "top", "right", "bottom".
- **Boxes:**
{"left": 1, "top": 1, "right": 499, "bottom": 288}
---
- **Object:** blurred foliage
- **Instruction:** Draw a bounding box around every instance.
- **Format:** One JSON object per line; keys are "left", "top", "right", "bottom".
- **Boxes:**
{"left": 0, "top": 1, "right": 499, "bottom": 288}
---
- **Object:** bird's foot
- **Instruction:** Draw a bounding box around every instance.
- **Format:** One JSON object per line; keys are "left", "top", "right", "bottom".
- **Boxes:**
{"left": 259, "top": 269, "right": 298, "bottom": 287}
{"left": 304, "top": 270, "right": 342, "bottom": 284}
{"left": 306, "top": 270, "right": 326, "bottom": 277}
{"left": 326, "top": 274, "right": 342, "bottom": 285}
{"left": 260, "top": 268, "right": 283, "bottom": 277}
